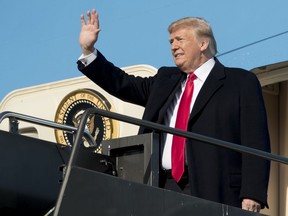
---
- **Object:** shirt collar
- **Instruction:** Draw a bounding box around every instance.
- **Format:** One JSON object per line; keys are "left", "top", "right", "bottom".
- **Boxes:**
{"left": 193, "top": 58, "right": 215, "bottom": 82}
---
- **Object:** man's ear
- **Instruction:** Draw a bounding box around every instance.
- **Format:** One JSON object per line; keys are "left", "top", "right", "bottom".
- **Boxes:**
{"left": 200, "top": 39, "right": 209, "bottom": 52}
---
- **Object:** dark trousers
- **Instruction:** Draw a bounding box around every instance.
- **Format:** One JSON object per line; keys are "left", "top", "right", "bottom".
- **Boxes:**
{"left": 159, "top": 166, "right": 191, "bottom": 195}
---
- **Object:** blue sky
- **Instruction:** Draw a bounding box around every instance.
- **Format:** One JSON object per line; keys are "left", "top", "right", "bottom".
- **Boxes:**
{"left": 1, "top": 0, "right": 287, "bottom": 101}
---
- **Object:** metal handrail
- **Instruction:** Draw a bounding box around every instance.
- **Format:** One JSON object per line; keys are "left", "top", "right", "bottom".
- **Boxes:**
{"left": 2, "top": 109, "right": 286, "bottom": 165}
{"left": 74, "top": 107, "right": 288, "bottom": 165}
{"left": 0, "top": 111, "right": 96, "bottom": 147}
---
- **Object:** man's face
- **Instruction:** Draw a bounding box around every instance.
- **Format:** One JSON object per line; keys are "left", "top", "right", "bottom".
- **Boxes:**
{"left": 169, "top": 27, "right": 203, "bottom": 73}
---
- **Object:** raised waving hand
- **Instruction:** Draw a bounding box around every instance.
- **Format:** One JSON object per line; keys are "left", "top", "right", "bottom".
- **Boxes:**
{"left": 79, "top": 9, "right": 101, "bottom": 55}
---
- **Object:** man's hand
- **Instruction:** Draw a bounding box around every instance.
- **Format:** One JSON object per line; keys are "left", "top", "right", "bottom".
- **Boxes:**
{"left": 79, "top": 9, "right": 101, "bottom": 55}
{"left": 242, "top": 198, "right": 261, "bottom": 212}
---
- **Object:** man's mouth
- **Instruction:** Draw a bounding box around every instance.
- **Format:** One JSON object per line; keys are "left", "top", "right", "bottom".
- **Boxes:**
{"left": 174, "top": 53, "right": 183, "bottom": 58}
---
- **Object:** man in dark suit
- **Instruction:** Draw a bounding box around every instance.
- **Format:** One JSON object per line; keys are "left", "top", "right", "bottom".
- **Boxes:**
{"left": 77, "top": 9, "right": 270, "bottom": 213}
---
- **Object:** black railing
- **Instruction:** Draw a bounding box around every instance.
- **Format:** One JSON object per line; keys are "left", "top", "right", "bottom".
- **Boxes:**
{"left": 0, "top": 111, "right": 96, "bottom": 147}
{"left": 1, "top": 109, "right": 287, "bottom": 165}
{"left": 73, "top": 107, "right": 288, "bottom": 165}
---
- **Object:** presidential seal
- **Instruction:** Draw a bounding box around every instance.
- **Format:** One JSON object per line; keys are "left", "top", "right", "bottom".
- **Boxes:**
{"left": 54, "top": 89, "right": 118, "bottom": 151}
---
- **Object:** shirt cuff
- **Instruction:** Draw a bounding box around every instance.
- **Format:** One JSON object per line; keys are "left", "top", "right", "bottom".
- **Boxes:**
{"left": 78, "top": 49, "right": 97, "bottom": 67}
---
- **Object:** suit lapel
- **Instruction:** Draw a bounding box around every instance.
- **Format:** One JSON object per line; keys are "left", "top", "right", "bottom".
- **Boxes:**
{"left": 156, "top": 71, "right": 186, "bottom": 122}
{"left": 190, "top": 59, "right": 226, "bottom": 121}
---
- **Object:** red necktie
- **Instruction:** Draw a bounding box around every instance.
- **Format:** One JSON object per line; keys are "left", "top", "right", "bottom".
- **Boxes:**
{"left": 172, "top": 73, "right": 197, "bottom": 182}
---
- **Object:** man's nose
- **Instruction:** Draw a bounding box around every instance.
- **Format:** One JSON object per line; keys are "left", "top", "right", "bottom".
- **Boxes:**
{"left": 171, "top": 42, "right": 179, "bottom": 51}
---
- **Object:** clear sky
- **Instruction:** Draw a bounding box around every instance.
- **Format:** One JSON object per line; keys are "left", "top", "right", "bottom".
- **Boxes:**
{"left": 1, "top": 0, "right": 287, "bottom": 101}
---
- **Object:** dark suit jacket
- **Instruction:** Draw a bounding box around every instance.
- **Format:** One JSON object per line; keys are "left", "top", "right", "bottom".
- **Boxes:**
{"left": 78, "top": 51, "right": 270, "bottom": 208}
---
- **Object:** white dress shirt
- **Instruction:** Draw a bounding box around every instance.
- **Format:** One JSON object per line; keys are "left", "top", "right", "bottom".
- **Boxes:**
{"left": 78, "top": 49, "right": 97, "bottom": 66}
{"left": 161, "top": 58, "right": 215, "bottom": 170}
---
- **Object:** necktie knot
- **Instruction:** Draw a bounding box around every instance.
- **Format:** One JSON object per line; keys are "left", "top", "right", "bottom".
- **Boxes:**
{"left": 188, "top": 73, "right": 197, "bottom": 82}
